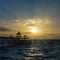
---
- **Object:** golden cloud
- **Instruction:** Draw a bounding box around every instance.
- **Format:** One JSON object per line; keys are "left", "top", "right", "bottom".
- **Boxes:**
{"left": 1, "top": 18, "right": 52, "bottom": 32}
{"left": 14, "top": 18, "right": 51, "bottom": 26}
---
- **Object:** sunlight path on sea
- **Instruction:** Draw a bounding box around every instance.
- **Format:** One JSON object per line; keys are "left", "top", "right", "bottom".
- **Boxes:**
{"left": 0, "top": 40, "right": 60, "bottom": 60}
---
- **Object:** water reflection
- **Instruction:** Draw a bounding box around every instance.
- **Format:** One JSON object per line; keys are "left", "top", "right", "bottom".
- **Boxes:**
{"left": 0, "top": 40, "right": 60, "bottom": 60}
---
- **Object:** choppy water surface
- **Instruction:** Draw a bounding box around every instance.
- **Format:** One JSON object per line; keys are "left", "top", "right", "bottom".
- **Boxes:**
{"left": 0, "top": 40, "right": 60, "bottom": 60}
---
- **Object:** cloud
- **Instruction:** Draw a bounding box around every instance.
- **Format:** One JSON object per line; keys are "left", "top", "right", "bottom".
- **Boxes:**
{"left": 44, "top": 19, "right": 51, "bottom": 24}
{"left": 12, "top": 18, "right": 52, "bottom": 26}
{"left": 22, "top": 18, "right": 52, "bottom": 27}
{"left": 40, "top": 33, "right": 60, "bottom": 39}
{"left": 0, "top": 27, "right": 13, "bottom": 31}
{"left": 3, "top": 18, "right": 52, "bottom": 31}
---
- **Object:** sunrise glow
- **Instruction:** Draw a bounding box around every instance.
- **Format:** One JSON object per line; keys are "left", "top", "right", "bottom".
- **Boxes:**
{"left": 0, "top": 0, "right": 60, "bottom": 39}
{"left": 31, "top": 28, "right": 38, "bottom": 33}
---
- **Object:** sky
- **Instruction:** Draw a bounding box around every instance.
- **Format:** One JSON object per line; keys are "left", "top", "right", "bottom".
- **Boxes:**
{"left": 0, "top": 0, "right": 60, "bottom": 39}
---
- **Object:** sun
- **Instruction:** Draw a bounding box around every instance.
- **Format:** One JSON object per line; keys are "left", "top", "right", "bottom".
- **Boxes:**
{"left": 31, "top": 28, "right": 37, "bottom": 33}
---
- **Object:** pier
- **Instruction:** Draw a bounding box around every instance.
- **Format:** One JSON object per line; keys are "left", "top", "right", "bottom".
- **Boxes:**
{"left": 0, "top": 32, "right": 31, "bottom": 47}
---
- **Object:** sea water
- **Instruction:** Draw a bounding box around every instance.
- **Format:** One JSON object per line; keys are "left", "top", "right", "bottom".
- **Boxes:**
{"left": 0, "top": 40, "right": 60, "bottom": 60}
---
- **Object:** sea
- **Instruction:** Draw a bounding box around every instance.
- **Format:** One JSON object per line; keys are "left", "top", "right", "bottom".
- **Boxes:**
{"left": 0, "top": 40, "right": 60, "bottom": 60}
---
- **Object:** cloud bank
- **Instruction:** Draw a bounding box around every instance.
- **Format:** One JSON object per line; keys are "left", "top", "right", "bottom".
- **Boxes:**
{"left": 0, "top": 27, "right": 13, "bottom": 31}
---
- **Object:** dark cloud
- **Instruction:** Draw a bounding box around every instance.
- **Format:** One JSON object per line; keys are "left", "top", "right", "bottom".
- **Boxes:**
{"left": 37, "top": 33, "right": 60, "bottom": 39}
{"left": 43, "top": 33, "right": 60, "bottom": 39}
{"left": 0, "top": 27, "right": 13, "bottom": 31}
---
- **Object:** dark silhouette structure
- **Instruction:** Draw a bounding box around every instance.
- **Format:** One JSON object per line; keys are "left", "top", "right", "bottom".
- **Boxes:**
{"left": 0, "top": 32, "right": 31, "bottom": 47}
{"left": 16, "top": 32, "right": 21, "bottom": 38}
{"left": 23, "top": 35, "right": 29, "bottom": 39}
